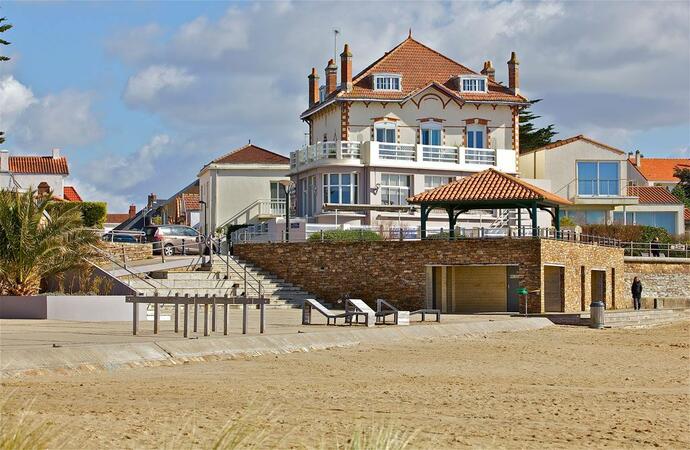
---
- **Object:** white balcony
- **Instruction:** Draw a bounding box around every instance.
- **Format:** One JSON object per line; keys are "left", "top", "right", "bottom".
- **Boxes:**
{"left": 221, "top": 199, "right": 286, "bottom": 227}
{"left": 290, "top": 141, "right": 516, "bottom": 173}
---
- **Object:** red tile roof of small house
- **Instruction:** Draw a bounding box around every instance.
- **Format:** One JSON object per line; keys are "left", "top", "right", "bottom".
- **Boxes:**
{"left": 627, "top": 186, "right": 682, "bottom": 204}
{"left": 522, "top": 135, "right": 626, "bottom": 155}
{"left": 212, "top": 144, "right": 289, "bottom": 165}
{"left": 408, "top": 168, "right": 572, "bottom": 206}
{"left": 62, "top": 186, "right": 82, "bottom": 202}
{"left": 684, "top": 208, "right": 690, "bottom": 221}
{"left": 628, "top": 158, "right": 690, "bottom": 182}
{"left": 9, "top": 156, "right": 69, "bottom": 174}
{"left": 105, "top": 213, "right": 131, "bottom": 224}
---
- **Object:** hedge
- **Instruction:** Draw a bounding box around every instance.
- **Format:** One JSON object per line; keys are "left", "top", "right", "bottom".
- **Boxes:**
{"left": 48, "top": 201, "right": 107, "bottom": 228}
{"left": 307, "top": 229, "right": 382, "bottom": 242}
{"left": 580, "top": 224, "right": 676, "bottom": 243}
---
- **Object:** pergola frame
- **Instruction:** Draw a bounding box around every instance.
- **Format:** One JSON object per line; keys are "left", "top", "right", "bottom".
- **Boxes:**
{"left": 418, "top": 199, "right": 561, "bottom": 239}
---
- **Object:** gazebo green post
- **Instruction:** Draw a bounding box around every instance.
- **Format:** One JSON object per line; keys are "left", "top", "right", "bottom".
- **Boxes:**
{"left": 531, "top": 202, "right": 538, "bottom": 237}
{"left": 420, "top": 204, "right": 428, "bottom": 239}
{"left": 555, "top": 206, "right": 560, "bottom": 232}
{"left": 517, "top": 207, "right": 522, "bottom": 237}
{"left": 446, "top": 206, "right": 456, "bottom": 240}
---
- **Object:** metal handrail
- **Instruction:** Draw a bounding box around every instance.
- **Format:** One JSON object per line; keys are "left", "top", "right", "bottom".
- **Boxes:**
{"left": 210, "top": 238, "right": 264, "bottom": 298}
{"left": 85, "top": 243, "right": 166, "bottom": 291}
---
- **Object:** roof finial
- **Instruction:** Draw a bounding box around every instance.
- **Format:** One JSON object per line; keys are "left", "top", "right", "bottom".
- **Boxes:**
{"left": 408, "top": 28, "right": 412, "bottom": 38}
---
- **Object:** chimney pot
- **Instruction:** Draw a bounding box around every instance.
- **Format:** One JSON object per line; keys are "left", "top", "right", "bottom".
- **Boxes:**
{"left": 340, "top": 44, "right": 353, "bottom": 92}
{"left": 0, "top": 150, "right": 9, "bottom": 172}
{"left": 52, "top": 148, "right": 60, "bottom": 159}
{"left": 325, "top": 59, "right": 338, "bottom": 95}
{"left": 481, "top": 60, "right": 495, "bottom": 81}
{"left": 129, "top": 204, "right": 137, "bottom": 218}
{"left": 635, "top": 150, "right": 642, "bottom": 167}
{"left": 308, "top": 67, "right": 320, "bottom": 106}
{"left": 508, "top": 52, "right": 520, "bottom": 94}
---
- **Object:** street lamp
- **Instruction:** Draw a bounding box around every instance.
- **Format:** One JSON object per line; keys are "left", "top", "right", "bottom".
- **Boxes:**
{"left": 278, "top": 180, "right": 295, "bottom": 242}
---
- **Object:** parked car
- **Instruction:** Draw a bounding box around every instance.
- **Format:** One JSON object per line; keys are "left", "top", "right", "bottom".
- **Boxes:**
{"left": 101, "top": 232, "right": 140, "bottom": 243}
{"left": 144, "top": 225, "right": 208, "bottom": 256}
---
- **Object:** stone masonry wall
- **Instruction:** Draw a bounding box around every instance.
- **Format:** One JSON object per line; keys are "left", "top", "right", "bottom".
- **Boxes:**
{"left": 541, "top": 240, "right": 627, "bottom": 311}
{"left": 90, "top": 242, "right": 154, "bottom": 267}
{"left": 236, "top": 239, "right": 542, "bottom": 311}
{"left": 624, "top": 260, "right": 690, "bottom": 300}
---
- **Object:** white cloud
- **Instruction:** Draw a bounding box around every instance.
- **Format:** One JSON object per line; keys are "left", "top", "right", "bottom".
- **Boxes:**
{"left": 0, "top": 75, "right": 102, "bottom": 149}
{"left": 66, "top": 178, "right": 134, "bottom": 212}
{"left": 124, "top": 65, "right": 196, "bottom": 105}
{"left": 171, "top": 9, "right": 249, "bottom": 60}
{"left": 84, "top": 134, "right": 172, "bottom": 193}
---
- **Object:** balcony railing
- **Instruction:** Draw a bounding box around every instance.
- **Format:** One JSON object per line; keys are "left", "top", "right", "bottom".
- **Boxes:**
{"left": 290, "top": 141, "right": 512, "bottom": 172}
{"left": 465, "top": 147, "right": 496, "bottom": 165}
{"left": 378, "top": 143, "right": 416, "bottom": 161}
{"left": 422, "top": 145, "right": 459, "bottom": 163}
{"left": 577, "top": 179, "right": 622, "bottom": 197}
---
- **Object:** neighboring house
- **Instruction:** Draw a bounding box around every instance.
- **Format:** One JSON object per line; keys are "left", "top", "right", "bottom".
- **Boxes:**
{"left": 290, "top": 34, "right": 528, "bottom": 228}
{"left": 198, "top": 143, "right": 290, "bottom": 234}
{"left": 613, "top": 186, "right": 685, "bottom": 235}
{"left": 627, "top": 152, "right": 690, "bottom": 191}
{"left": 519, "top": 135, "right": 686, "bottom": 235}
{"left": 519, "top": 135, "right": 639, "bottom": 225}
{"left": 104, "top": 205, "right": 137, "bottom": 231}
{"left": 0, "top": 148, "right": 82, "bottom": 201}
{"left": 156, "top": 180, "right": 200, "bottom": 227}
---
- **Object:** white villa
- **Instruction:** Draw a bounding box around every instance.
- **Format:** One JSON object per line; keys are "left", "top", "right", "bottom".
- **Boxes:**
{"left": 0, "top": 148, "right": 82, "bottom": 201}
{"left": 289, "top": 35, "right": 530, "bottom": 229}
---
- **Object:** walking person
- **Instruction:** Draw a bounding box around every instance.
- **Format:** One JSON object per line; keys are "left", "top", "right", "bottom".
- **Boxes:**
{"left": 631, "top": 276, "right": 643, "bottom": 310}
{"left": 651, "top": 237, "right": 661, "bottom": 257}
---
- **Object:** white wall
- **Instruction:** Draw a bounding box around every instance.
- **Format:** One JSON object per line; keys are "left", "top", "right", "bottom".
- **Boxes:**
{"left": 0, "top": 172, "right": 65, "bottom": 194}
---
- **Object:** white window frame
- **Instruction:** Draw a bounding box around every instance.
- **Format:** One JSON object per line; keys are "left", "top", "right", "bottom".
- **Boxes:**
{"left": 459, "top": 75, "right": 488, "bottom": 93}
{"left": 466, "top": 124, "right": 486, "bottom": 149}
{"left": 374, "top": 121, "right": 397, "bottom": 143}
{"left": 373, "top": 73, "right": 402, "bottom": 91}
{"left": 323, "top": 173, "right": 358, "bottom": 205}
{"left": 380, "top": 173, "right": 412, "bottom": 206}
{"left": 424, "top": 175, "right": 453, "bottom": 190}
{"left": 420, "top": 122, "right": 443, "bottom": 146}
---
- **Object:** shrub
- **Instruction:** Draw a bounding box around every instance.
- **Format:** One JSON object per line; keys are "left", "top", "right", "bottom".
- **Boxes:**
{"left": 559, "top": 216, "right": 577, "bottom": 228}
{"left": 48, "top": 201, "right": 107, "bottom": 228}
{"left": 581, "top": 224, "right": 674, "bottom": 243}
{"left": 308, "top": 229, "right": 382, "bottom": 242}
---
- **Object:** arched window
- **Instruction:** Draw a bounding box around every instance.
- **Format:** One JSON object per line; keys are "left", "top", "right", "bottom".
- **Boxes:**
{"left": 420, "top": 121, "right": 442, "bottom": 146}
{"left": 374, "top": 121, "right": 396, "bottom": 143}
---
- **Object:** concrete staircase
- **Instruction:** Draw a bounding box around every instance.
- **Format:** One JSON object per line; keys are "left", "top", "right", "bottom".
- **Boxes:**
{"left": 121, "top": 255, "right": 319, "bottom": 310}
{"left": 579, "top": 308, "right": 690, "bottom": 328}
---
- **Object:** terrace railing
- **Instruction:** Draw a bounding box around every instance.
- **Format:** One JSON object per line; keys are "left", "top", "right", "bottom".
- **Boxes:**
{"left": 377, "top": 143, "right": 417, "bottom": 161}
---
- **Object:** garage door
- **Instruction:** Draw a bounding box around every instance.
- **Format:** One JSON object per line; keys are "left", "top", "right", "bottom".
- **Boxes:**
{"left": 452, "top": 266, "right": 507, "bottom": 313}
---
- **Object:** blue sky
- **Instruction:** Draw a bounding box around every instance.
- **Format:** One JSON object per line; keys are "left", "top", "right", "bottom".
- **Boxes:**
{"left": 1, "top": 1, "right": 688, "bottom": 210}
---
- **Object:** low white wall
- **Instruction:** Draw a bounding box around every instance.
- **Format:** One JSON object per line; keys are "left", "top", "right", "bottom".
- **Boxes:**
{"left": 1, "top": 296, "right": 146, "bottom": 321}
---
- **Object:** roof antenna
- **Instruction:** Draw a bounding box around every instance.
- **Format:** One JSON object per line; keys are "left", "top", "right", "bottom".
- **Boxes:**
{"left": 333, "top": 28, "right": 340, "bottom": 64}
{"left": 409, "top": 28, "right": 412, "bottom": 38}
{"left": 248, "top": 139, "right": 251, "bottom": 145}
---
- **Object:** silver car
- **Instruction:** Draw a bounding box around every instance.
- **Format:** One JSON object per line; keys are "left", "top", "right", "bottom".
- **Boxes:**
{"left": 144, "top": 225, "right": 206, "bottom": 256}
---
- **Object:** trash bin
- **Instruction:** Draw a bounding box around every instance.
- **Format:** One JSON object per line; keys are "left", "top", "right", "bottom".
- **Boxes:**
{"left": 590, "top": 300, "right": 605, "bottom": 329}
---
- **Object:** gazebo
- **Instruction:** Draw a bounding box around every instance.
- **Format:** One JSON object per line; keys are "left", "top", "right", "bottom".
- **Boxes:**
{"left": 407, "top": 168, "right": 573, "bottom": 238}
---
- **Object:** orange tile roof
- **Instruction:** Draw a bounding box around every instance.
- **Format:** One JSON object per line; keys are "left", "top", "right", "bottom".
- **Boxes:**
{"left": 212, "top": 144, "right": 289, "bottom": 165}
{"left": 302, "top": 37, "right": 526, "bottom": 117}
{"left": 62, "top": 186, "right": 82, "bottom": 202}
{"left": 106, "top": 213, "right": 131, "bottom": 224}
{"left": 408, "top": 168, "right": 572, "bottom": 206}
{"left": 524, "top": 135, "right": 626, "bottom": 155}
{"left": 181, "top": 193, "right": 200, "bottom": 210}
{"left": 629, "top": 158, "right": 690, "bottom": 182}
{"left": 9, "top": 156, "right": 69, "bottom": 174}
{"left": 685, "top": 208, "right": 690, "bottom": 221}
{"left": 627, "top": 186, "right": 682, "bottom": 204}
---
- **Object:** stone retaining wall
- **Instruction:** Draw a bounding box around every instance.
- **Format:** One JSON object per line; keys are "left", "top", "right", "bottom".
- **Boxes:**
{"left": 624, "top": 259, "right": 690, "bottom": 300}
{"left": 91, "top": 242, "right": 153, "bottom": 267}
{"left": 235, "top": 239, "right": 625, "bottom": 313}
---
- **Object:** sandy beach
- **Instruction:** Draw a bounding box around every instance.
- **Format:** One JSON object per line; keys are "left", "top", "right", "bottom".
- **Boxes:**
{"left": 2, "top": 321, "right": 689, "bottom": 449}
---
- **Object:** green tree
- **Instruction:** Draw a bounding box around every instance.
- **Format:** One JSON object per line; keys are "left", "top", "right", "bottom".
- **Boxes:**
{"left": 0, "top": 189, "right": 99, "bottom": 295}
{"left": 671, "top": 167, "right": 690, "bottom": 209}
{"left": 519, "top": 99, "right": 558, "bottom": 153}
{"left": 0, "top": 16, "right": 12, "bottom": 145}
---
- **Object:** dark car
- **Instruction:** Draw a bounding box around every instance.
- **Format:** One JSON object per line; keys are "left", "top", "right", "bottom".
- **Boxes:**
{"left": 101, "top": 232, "right": 139, "bottom": 243}
{"left": 144, "top": 225, "right": 207, "bottom": 256}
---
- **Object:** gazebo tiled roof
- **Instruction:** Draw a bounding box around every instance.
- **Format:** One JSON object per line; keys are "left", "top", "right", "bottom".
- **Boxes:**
{"left": 408, "top": 168, "right": 572, "bottom": 206}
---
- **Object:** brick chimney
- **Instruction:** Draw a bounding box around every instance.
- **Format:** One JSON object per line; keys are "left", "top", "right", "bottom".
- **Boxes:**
{"left": 481, "top": 60, "right": 495, "bottom": 81}
{"left": 635, "top": 149, "right": 642, "bottom": 167}
{"left": 51, "top": 147, "right": 60, "bottom": 159}
{"left": 508, "top": 52, "right": 519, "bottom": 94}
{"left": 308, "top": 67, "right": 319, "bottom": 106}
{"left": 128, "top": 204, "right": 137, "bottom": 218}
{"left": 325, "top": 59, "right": 338, "bottom": 95}
{"left": 147, "top": 193, "right": 157, "bottom": 208}
{"left": 340, "top": 44, "right": 353, "bottom": 92}
{"left": 0, "top": 150, "right": 8, "bottom": 172}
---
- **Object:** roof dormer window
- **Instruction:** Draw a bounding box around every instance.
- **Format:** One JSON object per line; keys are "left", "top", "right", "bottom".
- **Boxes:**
{"left": 373, "top": 74, "right": 402, "bottom": 91}
{"left": 319, "top": 85, "right": 326, "bottom": 102}
{"left": 459, "top": 75, "right": 488, "bottom": 93}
